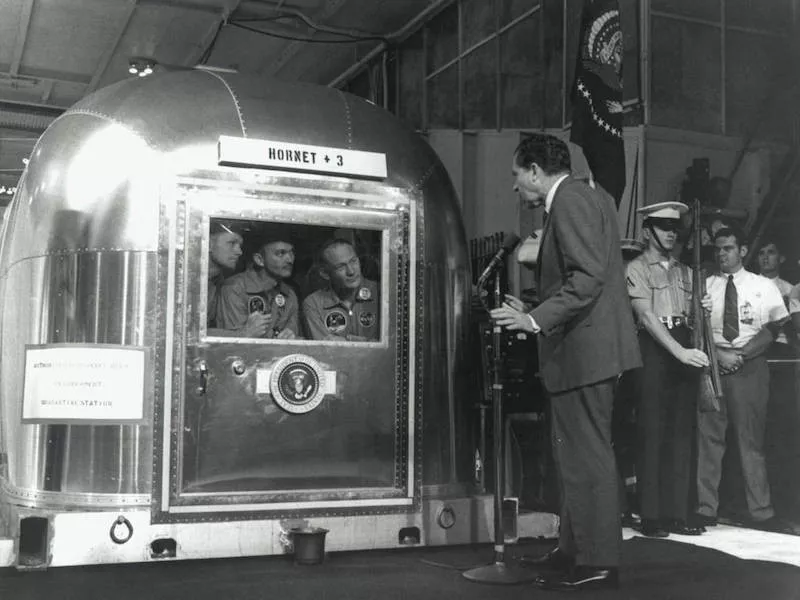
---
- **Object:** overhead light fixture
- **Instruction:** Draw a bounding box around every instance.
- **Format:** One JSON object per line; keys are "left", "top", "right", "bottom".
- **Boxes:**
{"left": 128, "top": 57, "right": 156, "bottom": 77}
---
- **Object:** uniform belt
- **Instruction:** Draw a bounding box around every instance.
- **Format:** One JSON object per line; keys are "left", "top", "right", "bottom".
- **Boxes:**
{"left": 659, "top": 316, "right": 691, "bottom": 329}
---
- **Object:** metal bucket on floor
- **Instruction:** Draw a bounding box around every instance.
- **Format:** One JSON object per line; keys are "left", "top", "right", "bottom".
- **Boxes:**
{"left": 291, "top": 527, "right": 329, "bottom": 565}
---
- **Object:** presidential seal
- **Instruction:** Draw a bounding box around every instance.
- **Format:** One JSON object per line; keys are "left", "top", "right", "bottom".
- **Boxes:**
{"left": 269, "top": 354, "right": 327, "bottom": 414}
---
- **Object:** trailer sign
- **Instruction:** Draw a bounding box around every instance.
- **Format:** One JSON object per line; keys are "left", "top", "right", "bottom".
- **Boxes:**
{"left": 22, "top": 345, "right": 147, "bottom": 424}
{"left": 218, "top": 135, "right": 387, "bottom": 179}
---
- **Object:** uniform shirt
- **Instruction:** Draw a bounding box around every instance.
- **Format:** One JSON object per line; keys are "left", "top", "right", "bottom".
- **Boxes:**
{"left": 303, "top": 279, "right": 379, "bottom": 341}
{"left": 207, "top": 273, "right": 224, "bottom": 328}
{"left": 625, "top": 253, "right": 693, "bottom": 319}
{"left": 706, "top": 268, "right": 788, "bottom": 349}
{"left": 216, "top": 267, "right": 299, "bottom": 338}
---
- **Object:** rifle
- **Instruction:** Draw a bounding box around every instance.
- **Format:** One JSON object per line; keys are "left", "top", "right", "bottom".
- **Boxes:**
{"left": 692, "top": 199, "right": 723, "bottom": 411}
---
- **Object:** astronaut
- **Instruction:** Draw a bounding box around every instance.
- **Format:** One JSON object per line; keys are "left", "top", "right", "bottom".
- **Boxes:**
{"left": 302, "top": 239, "right": 379, "bottom": 342}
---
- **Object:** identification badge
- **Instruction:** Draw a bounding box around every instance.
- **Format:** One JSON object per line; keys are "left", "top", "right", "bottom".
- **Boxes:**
{"left": 740, "top": 301, "right": 754, "bottom": 325}
{"left": 274, "top": 293, "right": 286, "bottom": 308}
{"left": 357, "top": 287, "right": 372, "bottom": 301}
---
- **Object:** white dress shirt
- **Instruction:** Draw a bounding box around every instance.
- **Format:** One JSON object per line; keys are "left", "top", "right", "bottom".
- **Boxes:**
{"left": 706, "top": 267, "right": 788, "bottom": 349}
{"left": 764, "top": 275, "right": 792, "bottom": 344}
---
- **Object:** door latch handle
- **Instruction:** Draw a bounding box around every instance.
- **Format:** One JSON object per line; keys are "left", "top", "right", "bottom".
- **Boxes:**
{"left": 196, "top": 359, "right": 208, "bottom": 395}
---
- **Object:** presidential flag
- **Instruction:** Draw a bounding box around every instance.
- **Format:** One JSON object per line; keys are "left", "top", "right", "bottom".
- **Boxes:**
{"left": 570, "top": 0, "right": 625, "bottom": 206}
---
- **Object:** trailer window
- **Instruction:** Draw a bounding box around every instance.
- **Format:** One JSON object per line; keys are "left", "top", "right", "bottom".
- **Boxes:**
{"left": 206, "top": 218, "right": 383, "bottom": 343}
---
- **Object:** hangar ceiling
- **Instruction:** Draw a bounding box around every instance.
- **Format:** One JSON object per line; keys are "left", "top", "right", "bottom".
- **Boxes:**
{"left": 0, "top": 0, "right": 452, "bottom": 193}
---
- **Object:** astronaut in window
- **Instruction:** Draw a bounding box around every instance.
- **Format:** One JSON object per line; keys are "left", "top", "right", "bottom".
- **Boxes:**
{"left": 302, "top": 238, "right": 379, "bottom": 342}
{"left": 217, "top": 228, "right": 300, "bottom": 339}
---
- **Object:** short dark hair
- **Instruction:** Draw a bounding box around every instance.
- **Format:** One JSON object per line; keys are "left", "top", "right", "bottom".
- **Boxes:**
{"left": 758, "top": 239, "right": 782, "bottom": 254}
{"left": 253, "top": 223, "right": 293, "bottom": 254}
{"left": 713, "top": 226, "right": 747, "bottom": 248}
{"left": 514, "top": 134, "right": 571, "bottom": 175}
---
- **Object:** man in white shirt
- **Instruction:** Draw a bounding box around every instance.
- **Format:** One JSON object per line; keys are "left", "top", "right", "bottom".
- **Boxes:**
{"left": 696, "top": 226, "right": 789, "bottom": 533}
{"left": 756, "top": 240, "right": 795, "bottom": 355}
{"left": 790, "top": 283, "right": 800, "bottom": 340}
{"left": 757, "top": 240, "right": 793, "bottom": 300}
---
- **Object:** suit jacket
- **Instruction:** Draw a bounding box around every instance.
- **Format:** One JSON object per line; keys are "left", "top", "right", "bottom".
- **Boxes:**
{"left": 531, "top": 177, "right": 641, "bottom": 393}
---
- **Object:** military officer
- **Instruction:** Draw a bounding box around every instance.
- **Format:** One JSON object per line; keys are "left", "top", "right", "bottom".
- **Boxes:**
{"left": 626, "top": 201, "right": 709, "bottom": 537}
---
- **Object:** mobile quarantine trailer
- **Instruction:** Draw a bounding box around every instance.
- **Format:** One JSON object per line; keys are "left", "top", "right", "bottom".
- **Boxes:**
{"left": 0, "top": 70, "right": 553, "bottom": 568}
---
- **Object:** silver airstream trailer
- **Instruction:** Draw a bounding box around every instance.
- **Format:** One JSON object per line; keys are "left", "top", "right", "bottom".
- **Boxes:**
{"left": 0, "top": 70, "right": 483, "bottom": 567}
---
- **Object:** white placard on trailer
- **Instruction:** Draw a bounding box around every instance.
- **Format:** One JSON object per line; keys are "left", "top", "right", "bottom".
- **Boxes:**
{"left": 22, "top": 345, "right": 147, "bottom": 424}
{"left": 218, "top": 135, "right": 387, "bottom": 179}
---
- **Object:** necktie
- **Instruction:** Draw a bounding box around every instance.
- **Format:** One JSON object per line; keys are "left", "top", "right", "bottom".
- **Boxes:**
{"left": 722, "top": 275, "right": 739, "bottom": 342}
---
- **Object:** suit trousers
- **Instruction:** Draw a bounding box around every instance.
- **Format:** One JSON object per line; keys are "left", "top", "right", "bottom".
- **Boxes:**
{"left": 697, "top": 356, "right": 774, "bottom": 521}
{"left": 637, "top": 328, "right": 699, "bottom": 521}
{"left": 550, "top": 377, "right": 621, "bottom": 566}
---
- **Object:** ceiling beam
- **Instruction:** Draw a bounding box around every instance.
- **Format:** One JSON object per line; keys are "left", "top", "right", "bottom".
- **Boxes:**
{"left": 264, "top": 0, "right": 348, "bottom": 76}
{"left": 12, "top": 66, "right": 91, "bottom": 86}
{"left": 188, "top": 11, "right": 230, "bottom": 66}
{"left": 86, "top": 0, "right": 139, "bottom": 94}
{"left": 10, "top": 0, "right": 36, "bottom": 76}
{"left": 0, "top": 66, "right": 85, "bottom": 94}
{"left": 0, "top": 99, "right": 65, "bottom": 116}
{"left": 139, "top": 0, "right": 232, "bottom": 15}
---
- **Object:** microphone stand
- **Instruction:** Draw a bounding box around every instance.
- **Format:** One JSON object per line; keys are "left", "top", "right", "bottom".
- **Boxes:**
{"left": 463, "top": 268, "right": 536, "bottom": 585}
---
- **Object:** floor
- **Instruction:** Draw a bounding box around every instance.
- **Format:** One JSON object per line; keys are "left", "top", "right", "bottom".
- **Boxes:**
{"left": 2, "top": 523, "right": 800, "bottom": 600}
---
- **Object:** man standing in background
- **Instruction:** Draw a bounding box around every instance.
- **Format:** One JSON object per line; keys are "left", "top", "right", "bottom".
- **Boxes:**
{"left": 756, "top": 239, "right": 794, "bottom": 355}
{"left": 757, "top": 240, "right": 793, "bottom": 303}
{"left": 491, "top": 133, "right": 640, "bottom": 591}
{"left": 696, "top": 227, "right": 789, "bottom": 533}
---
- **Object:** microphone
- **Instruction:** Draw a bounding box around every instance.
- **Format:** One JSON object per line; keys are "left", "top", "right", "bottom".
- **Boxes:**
{"left": 477, "top": 233, "right": 522, "bottom": 284}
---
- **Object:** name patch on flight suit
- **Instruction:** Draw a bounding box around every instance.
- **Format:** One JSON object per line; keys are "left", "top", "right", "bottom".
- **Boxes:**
{"left": 325, "top": 310, "right": 348, "bottom": 334}
{"left": 249, "top": 292, "right": 286, "bottom": 314}
{"left": 249, "top": 295, "right": 267, "bottom": 314}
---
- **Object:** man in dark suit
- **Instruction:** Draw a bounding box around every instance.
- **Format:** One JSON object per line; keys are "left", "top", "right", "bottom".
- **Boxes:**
{"left": 491, "top": 133, "right": 641, "bottom": 591}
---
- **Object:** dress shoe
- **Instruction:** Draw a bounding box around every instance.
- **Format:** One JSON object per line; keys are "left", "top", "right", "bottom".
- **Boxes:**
{"left": 693, "top": 513, "right": 717, "bottom": 527}
{"left": 534, "top": 566, "right": 619, "bottom": 591}
{"left": 664, "top": 519, "right": 705, "bottom": 536}
{"left": 621, "top": 512, "right": 641, "bottom": 528}
{"left": 749, "top": 516, "right": 795, "bottom": 534}
{"left": 517, "top": 546, "right": 575, "bottom": 571}
{"left": 639, "top": 519, "right": 669, "bottom": 538}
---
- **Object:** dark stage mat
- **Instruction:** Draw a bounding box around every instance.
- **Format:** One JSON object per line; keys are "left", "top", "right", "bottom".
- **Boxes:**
{"left": 3, "top": 537, "right": 800, "bottom": 600}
